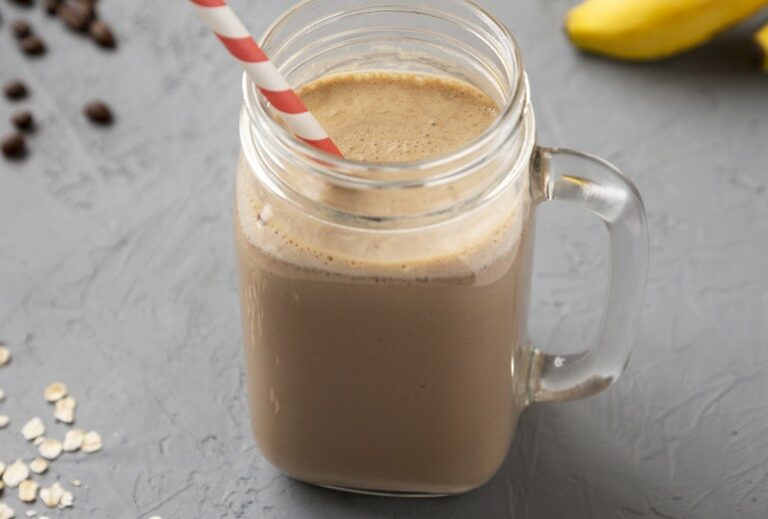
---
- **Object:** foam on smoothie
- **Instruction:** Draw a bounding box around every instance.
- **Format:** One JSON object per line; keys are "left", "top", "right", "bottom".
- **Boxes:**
{"left": 237, "top": 71, "right": 529, "bottom": 281}
{"left": 297, "top": 71, "right": 498, "bottom": 163}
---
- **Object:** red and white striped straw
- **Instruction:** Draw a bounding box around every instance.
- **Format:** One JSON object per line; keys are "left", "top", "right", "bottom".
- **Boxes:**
{"left": 189, "top": 0, "right": 343, "bottom": 156}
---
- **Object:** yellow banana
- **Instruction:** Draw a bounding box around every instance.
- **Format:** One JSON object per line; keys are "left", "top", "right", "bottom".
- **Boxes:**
{"left": 566, "top": 0, "right": 768, "bottom": 61}
{"left": 755, "top": 23, "right": 768, "bottom": 71}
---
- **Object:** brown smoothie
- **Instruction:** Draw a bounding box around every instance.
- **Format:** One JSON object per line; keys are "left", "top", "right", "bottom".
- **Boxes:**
{"left": 235, "top": 71, "right": 534, "bottom": 494}
{"left": 295, "top": 71, "right": 499, "bottom": 162}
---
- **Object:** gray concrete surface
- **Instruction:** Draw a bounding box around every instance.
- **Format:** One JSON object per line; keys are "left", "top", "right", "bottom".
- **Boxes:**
{"left": 0, "top": 1, "right": 766, "bottom": 517}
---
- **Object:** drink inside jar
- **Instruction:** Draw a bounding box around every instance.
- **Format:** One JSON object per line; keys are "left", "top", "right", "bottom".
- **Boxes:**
{"left": 235, "top": 71, "right": 534, "bottom": 494}
{"left": 296, "top": 71, "right": 498, "bottom": 162}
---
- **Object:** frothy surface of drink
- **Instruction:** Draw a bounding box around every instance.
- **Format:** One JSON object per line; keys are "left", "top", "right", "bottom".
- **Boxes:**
{"left": 297, "top": 71, "right": 499, "bottom": 163}
{"left": 238, "top": 71, "right": 527, "bottom": 280}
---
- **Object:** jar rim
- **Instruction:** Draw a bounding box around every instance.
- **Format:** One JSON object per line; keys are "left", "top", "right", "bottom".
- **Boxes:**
{"left": 242, "top": 0, "right": 529, "bottom": 185}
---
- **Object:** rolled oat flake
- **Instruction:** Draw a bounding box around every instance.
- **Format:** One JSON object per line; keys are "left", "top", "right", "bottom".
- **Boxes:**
{"left": 43, "top": 382, "right": 67, "bottom": 402}
{"left": 29, "top": 457, "right": 49, "bottom": 475}
{"left": 81, "top": 430, "right": 103, "bottom": 453}
{"left": 38, "top": 438, "right": 63, "bottom": 460}
{"left": 63, "top": 428, "right": 84, "bottom": 451}
{"left": 0, "top": 343, "right": 9, "bottom": 363}
{"left": 0, "top": 503, "right": 14, "bottom": 519}
{"left": 3, "top": 460, "right": 30, "bottom": 488}
{"left": 19, "top": 479, "right": 39, "bottom": 503}
{"left": 54, "top": 396, "right": 76, "bottom": 423}
{"left": 40, "top": 482, "right": 64, "bottom": 508}
{"left": 21, "top": 417, "right": 46, "bottom": 441}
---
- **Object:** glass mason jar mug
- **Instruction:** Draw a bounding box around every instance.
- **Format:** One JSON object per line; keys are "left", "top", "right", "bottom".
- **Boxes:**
{"left": 235, "top": 0, "right": 648, "bottom": 496}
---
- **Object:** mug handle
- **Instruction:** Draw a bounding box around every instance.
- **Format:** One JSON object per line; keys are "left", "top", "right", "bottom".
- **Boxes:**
{"left": 528, "top": 146, "right": 649, "bottom": 402}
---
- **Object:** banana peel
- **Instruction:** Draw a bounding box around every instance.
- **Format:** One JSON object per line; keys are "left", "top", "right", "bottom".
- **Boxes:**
{"left": 755, "top": 23, "right": 768, "bottom": 70}
{"left": 566, "top": 0, "right": 768, "bottom": 61}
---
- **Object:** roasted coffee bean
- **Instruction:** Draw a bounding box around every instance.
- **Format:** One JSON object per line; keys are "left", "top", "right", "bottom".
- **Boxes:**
{"left": 83, "top": 100, "right": 113, "bottom": 125}
{"left": 11, "top": 110, "right": 34, "bottom": 132}
{"left": 11, "top": 19, "right": 32, "bottom": 39}
{"left": 88, "top": 19, "right": 115, "bottom": 48}
{"left": 43, "top": 0, "right": 60, "bottom": 15}
{"left": 3, "top": 80, "right": 28, "bottom": 100}
{"left": 1, "top": 133, "right": 27, "bottom": 160}
{"left": 58, "top": 0, "right": 95, "bottom": 31}
{"left": 20, "top": 35, "right": 46, "bottom": 55}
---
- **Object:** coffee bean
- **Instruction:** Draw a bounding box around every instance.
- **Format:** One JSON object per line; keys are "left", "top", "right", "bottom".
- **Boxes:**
{"left": 83, "top": 100, "right": 113, "bottom": 125}
{"left": 1, "top": 133, "right": 27, "bottom": 160}
{"left": 3, "top": 80, "right": 28, "bottom": 100}
{"left": 11, "top": 19, "right": 32, "bottom": 39}
{"left": 11, "top": 110, "right": 35, "bottom": 132}
{"left": 88, "top": 19, "right": 115, "bottom": 48}
{"left": 58, "top": 0, "right": 95, "bottom": 31}
{"left": 20, "top": 35, "right": 46, "bottom": 56}
{"left": 43, "top": 0, "right": 60, "bottom": 15}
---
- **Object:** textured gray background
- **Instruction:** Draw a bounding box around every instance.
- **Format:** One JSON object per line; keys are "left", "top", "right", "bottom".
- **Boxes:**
{"left": 0, "top": 1, "right": 766, "bottom": 517}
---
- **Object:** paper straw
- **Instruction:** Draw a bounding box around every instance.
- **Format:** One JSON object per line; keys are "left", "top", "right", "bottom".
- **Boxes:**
{"left": 189, "top": 0, "right": 343, "bottom": 156}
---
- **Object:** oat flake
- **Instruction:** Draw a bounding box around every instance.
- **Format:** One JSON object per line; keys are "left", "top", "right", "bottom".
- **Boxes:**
{"left": 58, "top": 491, "right": 74, "bottom": 509}
{"left": 40, "top": 483, "right": 64, "bottom": 508}
{"left": 19, "top": 479, "right": 39, "bottom": 503}
{"left": 0, "top": 502, "right": 14, "bottom": 519}
{"left": 38, "top": 439, "right": 63, "bottom": 461}
{"left": 0, "top": 345, "right": 10, "bottom": 366}
{"left": 29, "top": 458, "right": 48, "bottom": 475}
{"left": 62, "top": 429, "right": 84, "bottom": 452}
{"left": 21, "top": 417, "right": 45, "bottom": 441}
{"left": 53, "top": 397, "right": 76, "bottom": 424}
{"left": 2, "top": 460, "right": 29, "bottom": 488}
{"left": 81, "top": 431, "right": 102, "bottom": 453}
{"left": 43, "top": 383, "right": 67, "bottom": 403}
